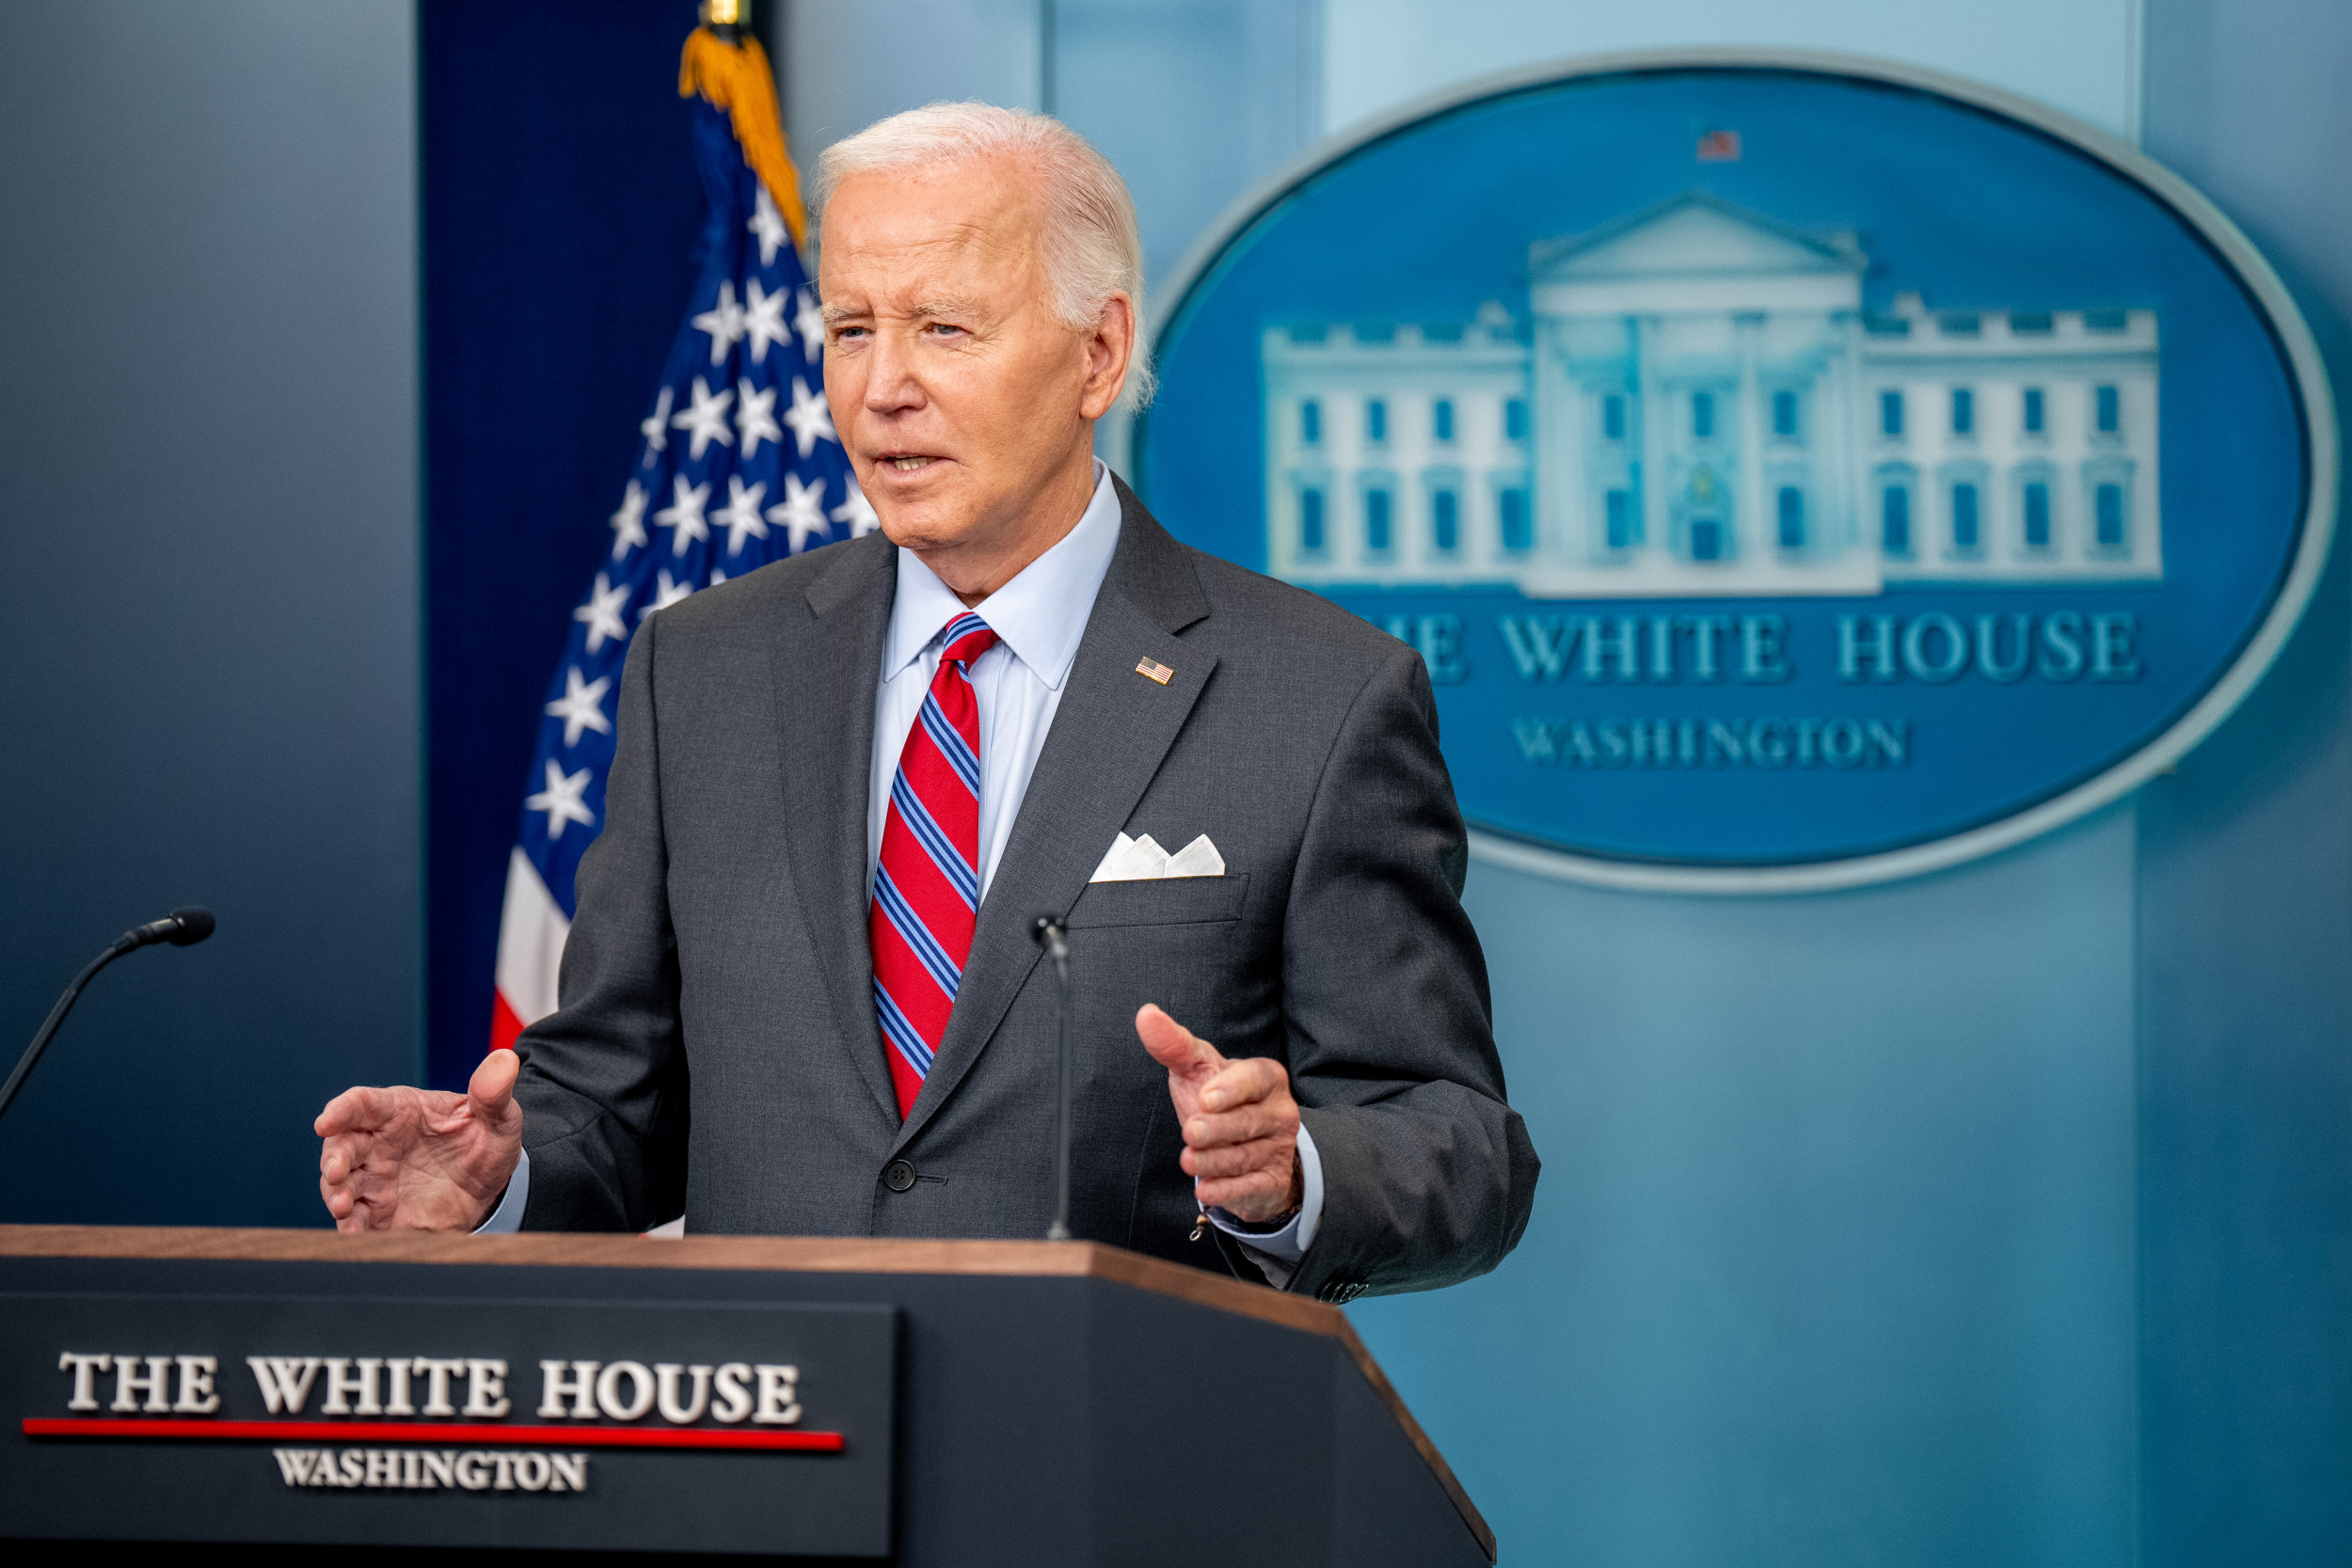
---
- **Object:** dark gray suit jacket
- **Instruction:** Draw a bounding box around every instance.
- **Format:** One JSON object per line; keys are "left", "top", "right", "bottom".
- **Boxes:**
{"left": 515, "top": 481, "right": 1538, "bottom": 1300}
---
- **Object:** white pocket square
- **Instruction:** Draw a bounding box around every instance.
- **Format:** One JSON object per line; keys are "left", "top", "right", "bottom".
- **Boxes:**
{"left": 1089, "top": 832, "right": 1226, "bottom": 882}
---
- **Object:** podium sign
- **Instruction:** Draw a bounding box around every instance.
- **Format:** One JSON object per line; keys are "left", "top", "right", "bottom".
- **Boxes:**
{"left": 0, "top": 1228, "right": 1494, "bottom": 1565}
{"left": 2, "top": 1290, "right": 896, "bottom": 1556}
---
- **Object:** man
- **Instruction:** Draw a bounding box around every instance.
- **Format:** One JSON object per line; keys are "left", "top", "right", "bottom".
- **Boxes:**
{"left": 318, "top": 103, "right": 1536, "bottom": 1300}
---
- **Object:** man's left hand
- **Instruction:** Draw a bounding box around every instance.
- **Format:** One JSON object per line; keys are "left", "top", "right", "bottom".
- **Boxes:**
{"left": 1136, "top": 1003, "right": 1303, "bottom": 1226}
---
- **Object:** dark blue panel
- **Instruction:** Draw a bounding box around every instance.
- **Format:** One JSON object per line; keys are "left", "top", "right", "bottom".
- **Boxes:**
{"left": 0, "top": 3, "right": 418, "bottom": 1226}
{"left": 422, "top": 0, "right": 705, "bottom": 1089}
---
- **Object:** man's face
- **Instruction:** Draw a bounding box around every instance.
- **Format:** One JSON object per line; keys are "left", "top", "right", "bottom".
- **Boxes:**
{"left": 818, "top": 154, "right": 1115, "bottom": 568}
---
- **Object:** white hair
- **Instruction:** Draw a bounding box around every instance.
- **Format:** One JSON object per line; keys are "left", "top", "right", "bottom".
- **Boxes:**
{"left": 814, "top": 101, "right": 1154, "bottom": 412}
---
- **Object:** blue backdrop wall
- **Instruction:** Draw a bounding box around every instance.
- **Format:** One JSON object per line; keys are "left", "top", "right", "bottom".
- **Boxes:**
{"left": 782, "top": 4, "right": 2351, "bottom": 1565}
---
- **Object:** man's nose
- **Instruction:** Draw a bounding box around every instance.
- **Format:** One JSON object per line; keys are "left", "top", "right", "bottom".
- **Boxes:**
{"left": 863, "top": 329, "right": 926, "bottom": 413}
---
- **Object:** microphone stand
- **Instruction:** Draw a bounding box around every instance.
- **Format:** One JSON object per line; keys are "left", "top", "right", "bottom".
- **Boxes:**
{"left": 0, "top": 908, "right": 216, "bottom": 1125}
{"left": 1031, "top": 916, "right": 1074, "bottom": 1242}
{"left": 0, "top": 948, "right": 128, "bottom": 1125}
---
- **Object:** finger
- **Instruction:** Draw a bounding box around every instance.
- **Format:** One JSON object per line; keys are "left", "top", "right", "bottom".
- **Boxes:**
{"left": 469, "top": 1048, "right": 519, "bottom": 1114}
{"left": 314, "top": 1085, "right": 396, "bottom": 1138}
{"left": 1182, "top": 1131, "right": 1294, "bottom": 1181}
{"left": 1196, "top": 1158, "right": 1299, "bottom": 1213}
{"left": 322, "top": 1132, "right": 407, "bottom": 1213}
{"left": 321, "top": 1173, "right": 374, "bottom": 1232}
{"left": 1184, "top": 1098, "right": 1296, "bottom": 1150}
{"left": 1198, "top": 1056, "right": 1285, "bottom": 1114}
{"left": 1136, "top": 1005, "right": 1223, "bottom": 1079}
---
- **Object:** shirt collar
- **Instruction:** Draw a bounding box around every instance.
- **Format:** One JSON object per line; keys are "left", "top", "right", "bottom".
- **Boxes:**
{"left": 883, "top": 460, "right": 1121, "bottom": 689}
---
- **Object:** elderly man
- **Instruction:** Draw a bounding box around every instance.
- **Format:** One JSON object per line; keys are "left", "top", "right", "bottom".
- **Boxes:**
{"left": 317, "top": 103, "right": 1536, "bottom": 1300}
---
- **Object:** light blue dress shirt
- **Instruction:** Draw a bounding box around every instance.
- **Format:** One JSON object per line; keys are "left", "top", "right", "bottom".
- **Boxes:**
{"left": 483, "top": 464, "right": 1322, "bottom": 1283}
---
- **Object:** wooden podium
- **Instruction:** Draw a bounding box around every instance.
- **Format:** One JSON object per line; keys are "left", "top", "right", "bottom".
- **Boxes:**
{"left": 0, "top": 1226, "right": 1493, "bottom": 1564}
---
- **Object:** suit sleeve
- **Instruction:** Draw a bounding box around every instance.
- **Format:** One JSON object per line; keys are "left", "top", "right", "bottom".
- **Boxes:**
{"left": 510, "top": 611, "right": 690, "bottom": 1231}
{"left": 1277, "top": 641, "right": 1540, "bottom": 1298}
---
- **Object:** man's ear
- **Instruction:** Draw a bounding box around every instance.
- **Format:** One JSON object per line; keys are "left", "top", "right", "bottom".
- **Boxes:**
{"left": 1077, "top": 293, "right": 1136, "bottom": 421}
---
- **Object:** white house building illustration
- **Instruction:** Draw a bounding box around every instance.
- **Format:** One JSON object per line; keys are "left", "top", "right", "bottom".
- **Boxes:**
{"left": 1261, "top": 192, "right": 2162, "bottom": 596}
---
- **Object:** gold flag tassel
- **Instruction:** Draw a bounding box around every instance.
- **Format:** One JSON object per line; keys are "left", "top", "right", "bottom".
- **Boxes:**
{"left": 678, "top": 6, "right": 807, "bottom": 249}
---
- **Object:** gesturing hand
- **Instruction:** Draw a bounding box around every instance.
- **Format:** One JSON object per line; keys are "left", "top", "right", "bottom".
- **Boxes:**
{"left": 315, "top": 1049, "right": 525, "bottom": 1233}
{"left": 1136, "top": 1004, "right": 1303, "bottom": 1227}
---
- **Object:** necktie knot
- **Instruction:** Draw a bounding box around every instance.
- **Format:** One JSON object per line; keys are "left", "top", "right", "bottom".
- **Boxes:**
{"left": 939, "top": 611, "right": 998, "bottom": 670}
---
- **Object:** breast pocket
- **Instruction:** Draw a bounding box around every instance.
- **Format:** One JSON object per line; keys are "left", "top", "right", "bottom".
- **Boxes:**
{"left": 1064, "top": 873, "right": 1250, "bottom": 928}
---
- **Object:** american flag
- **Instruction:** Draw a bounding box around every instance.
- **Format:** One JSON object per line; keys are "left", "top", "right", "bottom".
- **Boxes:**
{"left": 489, "top": 81, "right": 859, "bottom": 1052}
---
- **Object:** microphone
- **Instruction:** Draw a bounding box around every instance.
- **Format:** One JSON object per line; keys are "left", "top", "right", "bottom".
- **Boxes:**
{"left": 1031, "top": 915, "right": 1074, "bottom": 1242}
{"left": 0, "top": 907, "right": 215, "bottom": 1125}
{"left": 117, "top": 907, "right": 216, "bottom": 953}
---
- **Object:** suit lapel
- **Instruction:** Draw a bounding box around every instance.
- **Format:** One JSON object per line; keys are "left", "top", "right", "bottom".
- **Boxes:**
{"left": 773, "top": 531, "right": 899, "bottom": 1121}
{"left": 895, "top": 486, "right": 1214, "bottom": 1148}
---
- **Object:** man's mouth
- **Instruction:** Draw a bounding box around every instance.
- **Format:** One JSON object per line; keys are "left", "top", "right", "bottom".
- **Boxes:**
{"left": 881, "top": 454, "right": 940, "bottom": 472}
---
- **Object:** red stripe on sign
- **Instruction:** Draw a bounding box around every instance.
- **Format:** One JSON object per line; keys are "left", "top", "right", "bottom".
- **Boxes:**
{"left": 23, "top": 1418, "right": 843, "bottom": 1451}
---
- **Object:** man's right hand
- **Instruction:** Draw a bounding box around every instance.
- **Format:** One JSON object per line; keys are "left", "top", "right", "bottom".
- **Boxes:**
{"left": 315, "top": 1048, "right": 525, "bottom": 1233}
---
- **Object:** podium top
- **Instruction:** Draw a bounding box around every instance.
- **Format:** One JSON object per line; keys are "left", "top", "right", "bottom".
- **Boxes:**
{"left": 0, "top": 1225, "right": 1493, "bottom": 1560}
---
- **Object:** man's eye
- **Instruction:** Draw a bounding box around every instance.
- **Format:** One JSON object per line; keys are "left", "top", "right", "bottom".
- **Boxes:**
{"left": 926, "top": 324, "right": 965, "bottom": 339}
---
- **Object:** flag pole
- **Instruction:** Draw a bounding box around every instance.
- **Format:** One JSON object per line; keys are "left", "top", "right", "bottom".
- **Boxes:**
{"left": 701, "top": 0, "right": 744, "bottom": 44}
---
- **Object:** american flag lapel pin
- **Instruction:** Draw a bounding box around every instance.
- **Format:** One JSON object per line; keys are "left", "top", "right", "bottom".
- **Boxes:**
{"left": 1135, "top": 657, "right": 1175, "bottom": 686}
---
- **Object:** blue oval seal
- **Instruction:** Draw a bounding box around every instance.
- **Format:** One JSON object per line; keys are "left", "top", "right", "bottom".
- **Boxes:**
{"left": 1132, "top": 52, "right": 2338, "bottom": 892}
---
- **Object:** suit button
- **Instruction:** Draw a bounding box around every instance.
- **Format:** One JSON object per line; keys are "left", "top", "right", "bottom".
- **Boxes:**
{"left": 882, "top": 1159, "right": 917, "bottom": 1194}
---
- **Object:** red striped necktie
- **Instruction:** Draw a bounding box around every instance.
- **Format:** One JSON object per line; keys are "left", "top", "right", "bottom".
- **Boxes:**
{"left": 869, "top": 611, "right": 999, "bottom": 1119}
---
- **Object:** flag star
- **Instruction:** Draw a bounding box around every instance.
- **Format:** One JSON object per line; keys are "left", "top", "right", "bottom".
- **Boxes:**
{"left": 742, "top": 277, "right": 790, "bottom": 365}
{"left": 734, "top": 378, "right": 782, "bottom": 458}
{"left": 766, "top": 471, "right": 831, "bottom": 553}
{"left": 609, "top": 479, "right": 649, "bottom": 559}
{"left": 525, "top": 758, "right": 596, "bottom": 840}
{"left": 794, "top": 287, "right": 824, "bottom": 358}
{"left": 748, "top": 187, "right": 789, "bottom": 267}
{"left": 784, "top": 376, "right": 836, "bottom": 457}
{"left": 832, "top": 480, "right": 881, "bottom": 538}
{"left": 639, "top": 568, "right": 694, "bottom": 620}
{"left": 713, "top": 474, "right": 770, "bottom": 555}
{"left": 669, "top": 376, "right": 735, "bottom": 459}
{"left": 708, "top": 564, "right": 728, "bottom": 586}
{"left": 573, "top": 571, "right": 631, "bottom": 654}
{"left": 545, "top": 666, "right": 613, "bottom": 748}
{"left": 639, "top": 386, "right": 673, "bottom": 463}
{"left": 655, "top": 475, "right": 711, "bottom": 553}
{"left": 691, "top": 280, "right": 745, "bottom": 366}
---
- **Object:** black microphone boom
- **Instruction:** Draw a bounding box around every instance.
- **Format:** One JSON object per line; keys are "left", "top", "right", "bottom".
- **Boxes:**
{"left": 1031, "top": 915, "right": 1074, "bottom": 1243}
{"left": 0, "top": 908, "right": 215, "bottom": 1125}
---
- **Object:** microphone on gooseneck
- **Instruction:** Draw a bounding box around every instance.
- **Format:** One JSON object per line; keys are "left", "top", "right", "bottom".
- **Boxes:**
{"left": 0, "top": 907, "right": 216, "bottom": 1124}
{"left": 117, "top": 907, "right": 216, "bottom": 953}
{"left": 1031, "top": 915, "right": 1074, "bottom": 1243}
